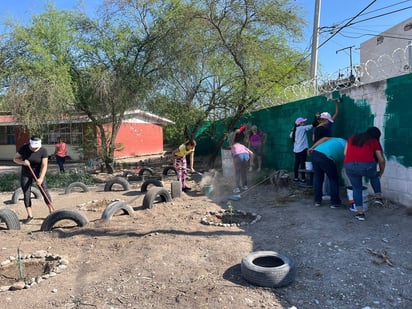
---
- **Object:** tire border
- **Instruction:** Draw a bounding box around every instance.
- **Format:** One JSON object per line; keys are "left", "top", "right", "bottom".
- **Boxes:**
{"left": 0, "top": 208, "right": 21, "bottom": 230}
{"left": 138, "top": 167, "right": 154, "bottom": 176}
{"left": 241, "top": 251, "right": 296, "bottom": 288}
{"left": 141, "top": 179, "right": 163, "bottom": 193}
{"left": 104, "top": 177, "right": 130, "bottom": 191}
{"left": 171, "top": 181, "right": 182, "bottom": 198}
{"left": 142, "top": 187, "right": 172, "bottom": 209}
{"left": 162, "top": 166, "right": 177, "bottom": 176}
{"left": 11, "top": 187, "right": 42, "bottom": 204}
{"left": 40, "top": 208, "right": 89, "bottom": 231}
{"left": 101, "top": 201, "right": 134, "bottom": 220}
{"left": 64, "top": 182, "right": 89, "bottom": 194}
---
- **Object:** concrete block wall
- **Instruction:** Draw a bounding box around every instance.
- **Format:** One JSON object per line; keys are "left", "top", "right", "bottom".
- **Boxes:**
{"left": 313, "top": 74, "right": 412, "bottom": 207}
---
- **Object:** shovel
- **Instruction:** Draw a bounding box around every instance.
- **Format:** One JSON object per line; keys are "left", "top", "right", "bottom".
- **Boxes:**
{"left": 228, "top": 175, "right": 271, "bottom": 201}
{"left": 27, "top": 165, "right": 55, "bottom": 211}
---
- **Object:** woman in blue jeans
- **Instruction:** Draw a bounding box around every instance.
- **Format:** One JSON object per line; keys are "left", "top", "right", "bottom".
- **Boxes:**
{"left": 308, "top": 137, "right": 346, "bottom": 208}
{"left": 231, "top": 131, "right": 254, "bottom": 193}
{"left": 344, "top": 127, "right": 385, "bottom": 221}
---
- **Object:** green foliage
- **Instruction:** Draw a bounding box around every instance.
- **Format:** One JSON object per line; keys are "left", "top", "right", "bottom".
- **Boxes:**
{"left": 0, "top": 174, "right": 20, "bottom": 192}
{"left": 45, "top": 172, "right": 103, "bottom": 188}
{"left": 0, "top": 172, "right": 102, "bottom": 192}
{"left": 0, "top": 0, "right": 309, "bottom": 166}
{"left": 2, "top": 5, "right": 77, "bottom": 134}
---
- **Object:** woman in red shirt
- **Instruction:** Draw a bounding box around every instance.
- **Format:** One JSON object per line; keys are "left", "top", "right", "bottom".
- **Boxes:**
{"left": 344, "top": 127, "right": 385, "bottom": 221}
{"left": 54, "top": 137, "right": 68, "bottom": 173}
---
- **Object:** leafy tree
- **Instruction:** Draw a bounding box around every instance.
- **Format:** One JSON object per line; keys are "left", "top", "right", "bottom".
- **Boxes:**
{"left": 1, "top": 3, "right": 169, "bottom": 173}
{"left": 142, "top": 0, "right": 310, "bottom": 164}
{"left": 1, "top": 6, "right": 76, "bottom": 134}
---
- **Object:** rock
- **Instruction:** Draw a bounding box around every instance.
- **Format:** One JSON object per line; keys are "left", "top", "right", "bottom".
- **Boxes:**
{"left": 0, "top": 260, "right": 11, "bottom": 266}
{"left": 0, "top": 285, "right": 11, "bottom": 292}
{"left": 10, "top": 281, "right": 25, "bottom": 290}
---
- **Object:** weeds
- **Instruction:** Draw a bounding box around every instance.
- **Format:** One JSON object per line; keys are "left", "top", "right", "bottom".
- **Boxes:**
{"left": 226, "top": 201, "right": 234, "bottom": 223}
{"left": 0, "top": 172, "right": 102, "bottom": 192}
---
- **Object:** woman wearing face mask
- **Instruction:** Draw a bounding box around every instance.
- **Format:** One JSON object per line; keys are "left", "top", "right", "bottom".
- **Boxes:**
{"left": 13, "top": 136, "right": 55, "bottom": 223}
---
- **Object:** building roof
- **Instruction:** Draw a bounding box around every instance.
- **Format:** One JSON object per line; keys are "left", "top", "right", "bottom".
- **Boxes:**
{"left": 0, "top": 109, "right": 175, "bottom": 127}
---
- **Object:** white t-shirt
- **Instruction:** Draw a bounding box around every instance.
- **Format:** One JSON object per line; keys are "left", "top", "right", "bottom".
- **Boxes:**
{"left": 293, "top": 125, "right": 313, "bottom": 153}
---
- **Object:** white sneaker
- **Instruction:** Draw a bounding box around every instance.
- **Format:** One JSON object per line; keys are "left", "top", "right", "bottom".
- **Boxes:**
{"left": 322, "top": 195, "right": 331, "bottom": 201}
{"left": 242, "top": 186, "right": 248, "bottom": 191}
{"left": 349, "top": 204, "right": 357, "bottom": 212}
{"left": 233, "top": 187, "right": 240, "bottom": 193}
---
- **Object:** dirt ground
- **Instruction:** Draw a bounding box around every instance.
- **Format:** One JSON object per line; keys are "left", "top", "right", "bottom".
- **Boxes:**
{"left": 0, "top": 165, "right": 411, "bottom": 309}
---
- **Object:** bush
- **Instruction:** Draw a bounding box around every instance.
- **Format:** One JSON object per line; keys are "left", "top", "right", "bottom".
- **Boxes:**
{"left": 0, "top": 174, "right": 20, "bottom": 192}
{"left": 0, "top": 172, "right": 102, "bottom": 192}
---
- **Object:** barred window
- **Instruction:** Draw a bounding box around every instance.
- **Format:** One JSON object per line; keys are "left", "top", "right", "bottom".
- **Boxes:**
{"left": 42, "top": 123, "right": 83, "bottom": 145}
{"left": 0, "top": 126, "right": 15, "bottom": 145}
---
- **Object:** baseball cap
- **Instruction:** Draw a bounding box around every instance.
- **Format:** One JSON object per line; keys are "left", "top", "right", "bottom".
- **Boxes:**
{"left": 295, "top": 117, "right": 307, "bottom": 125}
{"left": 320, "top": 112, "right": 334, "bottom": 123}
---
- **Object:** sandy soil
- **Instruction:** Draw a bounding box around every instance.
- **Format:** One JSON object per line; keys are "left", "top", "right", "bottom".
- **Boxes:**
{"left": 0, "top": 168, "right": 411, "bottom": 309}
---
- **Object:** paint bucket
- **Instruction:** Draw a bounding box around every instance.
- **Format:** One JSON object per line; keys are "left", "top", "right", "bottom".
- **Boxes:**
{"left": 305, "top": 161, "right": 313, "bottom": 171}
{"left": 346, "top": 186, "right": 368, "bottom": 212}
{"left": 221, "top": 148, "right": 234, "bottom": 178}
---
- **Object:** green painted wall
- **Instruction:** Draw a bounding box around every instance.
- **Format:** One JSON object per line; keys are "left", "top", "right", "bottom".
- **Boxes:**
{"left": 197, "top": 73, "right": 412, "bottom": 172}
{"left": 385, "top": 73, "right": 412, "bottom": 167}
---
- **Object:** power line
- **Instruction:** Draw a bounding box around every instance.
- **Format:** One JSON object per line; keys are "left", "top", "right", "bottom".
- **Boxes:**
{"left": 339, "top": 0, "right": 412, "bottom": 25}
{"left": 344, "top": 5, "right": 412, "bottom": 28}
{"left": 339, "top": 31, "right": 412, "bottom": 41}
{"left": 317, "top": 0, "right": 378, "bottom": 50}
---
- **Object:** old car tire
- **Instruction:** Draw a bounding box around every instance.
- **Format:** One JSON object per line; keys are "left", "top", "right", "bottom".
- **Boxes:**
{"left": 171, "top": 181, "right": 182, "bottom": 198}
{"left": 104, "top": 177, "right": 130, "bottom": 191}
{"left": 11, "top": 187, "right": 42, "bottom": 204}
{"left": 162, "top": 166, "right": 177, "bottom": 176}
{"left": 40, "top": 208, "right": 89, "bottom": 231}
{"left": 142, "top": 187, "right": 172, "bottom": 209}
{"left": 241, "top": 251, "right": 296, "bottom": 288}
{"left": 64, "top": 182, "right": 89, "bottom": 194}
{"left": 141, "top": 179, "right": 163, "bottom": 193}
{"left": 0, "top": 208, "right": 21, "bottom": 230}
{"left": 101, "top": 201, "right": 134, "bottom": 220}
{"left": 138, "top": 167, "right": 154, "bottom": 176}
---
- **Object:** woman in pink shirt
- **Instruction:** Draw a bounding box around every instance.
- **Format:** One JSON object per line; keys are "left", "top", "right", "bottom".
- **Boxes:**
{"left": 54, "top": 137, "right": 67, "bottom": 173}
{"left": 231, "top": 132, "right": 254, "bottom": 193}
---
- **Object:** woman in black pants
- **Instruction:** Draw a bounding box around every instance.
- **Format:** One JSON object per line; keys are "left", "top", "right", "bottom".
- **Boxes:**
{"left": 13, "top": 136, "right": 55, "bottom": 223}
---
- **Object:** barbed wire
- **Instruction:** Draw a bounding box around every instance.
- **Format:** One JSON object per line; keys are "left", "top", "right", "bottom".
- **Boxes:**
{"left": 275, "top": 42, "right": 412, "bottom": 102}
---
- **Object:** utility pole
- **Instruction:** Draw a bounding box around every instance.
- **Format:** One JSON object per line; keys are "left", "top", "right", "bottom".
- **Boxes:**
{"left": 310, "top": 0, "right": 321, "bottom": 94}
{"left": 336, "top": 45, "right": 355, "bottom": 83}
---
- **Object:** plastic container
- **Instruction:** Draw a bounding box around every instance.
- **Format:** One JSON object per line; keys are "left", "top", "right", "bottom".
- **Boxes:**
{"left": 221, "top": 148, "right": 234, "bottom": 178}
{"left": 202, "top": 184, "right": 214, "bottom": 196}
{"left": 346, "top": 186, "right": 368, "bottom": 212}
{"left": 305, "top": 162, "right": 313, "bottom": 170}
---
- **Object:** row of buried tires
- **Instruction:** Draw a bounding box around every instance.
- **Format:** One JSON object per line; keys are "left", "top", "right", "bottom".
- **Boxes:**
{"left": 5, "top": 165, "right": 177, "bottom": 206}
{"left": 1, "top": 171, "right": 298, "bottom": 289}
{"left": 0, "top": 172, "right": 182, "bottom": 232}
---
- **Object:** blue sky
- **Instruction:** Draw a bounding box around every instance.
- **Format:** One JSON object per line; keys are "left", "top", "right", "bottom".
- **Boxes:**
{"left": 295, "top": 0, "right": 412, "bottom": 78}
{"left": 1, "top": 0, "right": 412, "bottom": 78}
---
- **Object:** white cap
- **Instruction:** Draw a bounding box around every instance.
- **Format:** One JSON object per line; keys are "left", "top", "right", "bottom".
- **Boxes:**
{"left": 320, "top": 112, "right": 333, "bottom": 123}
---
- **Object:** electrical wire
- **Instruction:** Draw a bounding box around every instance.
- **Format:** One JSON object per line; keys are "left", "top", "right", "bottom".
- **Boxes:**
{"left": 317, "top": 0, "right": 378, "bottom": 50}
{"left": 339, "top": 0, "right": 412, "bottom": 25}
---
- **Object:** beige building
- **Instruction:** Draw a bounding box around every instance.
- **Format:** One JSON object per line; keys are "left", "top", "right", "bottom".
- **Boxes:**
{"left": 360, "top": 17, "right": 412, "bottom": 84}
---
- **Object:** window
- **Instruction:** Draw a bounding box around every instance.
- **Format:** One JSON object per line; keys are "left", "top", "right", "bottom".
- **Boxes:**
{"left": 42, "top": 123, "right": 83, "bottom": 145}
{"left": 0, "top": 126, "right": 15, "bottom": 145}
